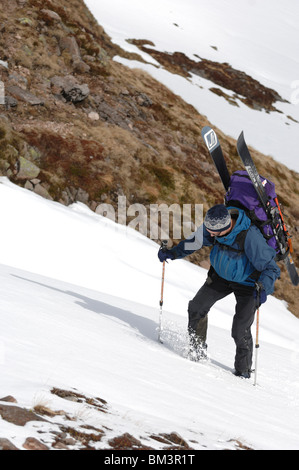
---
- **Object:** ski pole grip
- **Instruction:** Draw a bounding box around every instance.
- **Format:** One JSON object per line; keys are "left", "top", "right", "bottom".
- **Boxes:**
{"left": 255, "top": 282, "right": 261, "bottom": 292}
{"left": 255, "top": 282, "right": 262, "bottom": 308}
{"left": 160, "top": 240, "right": 168, "bottom": 253}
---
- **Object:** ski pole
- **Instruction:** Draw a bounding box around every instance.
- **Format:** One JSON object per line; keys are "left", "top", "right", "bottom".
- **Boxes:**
{"left": 254, "top": 284, "right": 261, "bottom": 386}
{"left": 158, "top": 240, "right": 168, "bottom": 343}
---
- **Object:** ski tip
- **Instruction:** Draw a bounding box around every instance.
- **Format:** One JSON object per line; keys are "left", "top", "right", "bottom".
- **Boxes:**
{"left": 237, "top": 130, "right": 245, "bottom": 142}
{"left": 236, "top": 131, "right": 246, "bottom": 153}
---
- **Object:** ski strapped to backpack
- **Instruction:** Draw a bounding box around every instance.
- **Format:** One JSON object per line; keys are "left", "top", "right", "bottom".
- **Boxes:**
{"left": 236, "top": 131, "right": 298, "bottom": 286}
{"left": 201, "top": 126, "right": 299, "bottom": 286}
{"left": 225, "top": 170, "right": 287, "bottom": 260}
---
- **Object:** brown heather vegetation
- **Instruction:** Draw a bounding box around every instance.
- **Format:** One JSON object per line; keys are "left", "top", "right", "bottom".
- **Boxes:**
{"left": 0, "top": 0, "right": 299, "bottom": 316}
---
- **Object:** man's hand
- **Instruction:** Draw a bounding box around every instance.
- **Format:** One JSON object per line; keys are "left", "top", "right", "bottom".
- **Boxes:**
{"left": 254, "top": 282, "right": 267, "bottom": 307}
{"left": 158, "top": 248, "right": 175, "bottom": 263}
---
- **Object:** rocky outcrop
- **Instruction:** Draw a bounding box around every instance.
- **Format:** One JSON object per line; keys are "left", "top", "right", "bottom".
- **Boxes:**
{"left": 15, "top": 156, "right": 40, "bottom": 180}
{"left": 50, "top": 75, "right": 89, "bottom": 103}
{"left": 129, "top": 42, "right": 285, "bottom": 112}
{"left": 59, "top": 36, "right": 81, "bottom": 60}
{"left": 0, "top": 403, "right": 47, "bottom": 426}
{"left": 6, "top": 85, "right": 44, "bottom": 106}
{"left": 23, "top": 438, "right": 49, "bottom": 450}
{"left": 39, "top": 8, "right": 62, "bottom": 23}
{"left": 0, "top": 390, "right": 203, "bottom": 450}
{"left": 0, "top": 438, "right": 19, "bottom": 450}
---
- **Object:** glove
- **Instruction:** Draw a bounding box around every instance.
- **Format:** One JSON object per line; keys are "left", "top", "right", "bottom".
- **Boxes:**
{"left": 253, "top": 283, "right": 267, "bottom": 307}
{"left": 158, "top": 248, "right": 175, "bottom": 263}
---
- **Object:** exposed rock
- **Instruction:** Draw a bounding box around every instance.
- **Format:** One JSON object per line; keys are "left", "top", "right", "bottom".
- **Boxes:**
{"left": 50, "top": 75, "right": 89, "bottom": 103}
{"left": 73, "top": 59, "right": 90, "bottom": 74}
{"left": 25, "top": 146, "right": 41, "bottom": 162}
{"left": 30, "top": 178, "right": 41, "bottom": 185}
{"left": 95, "top": 98, "right": 132, "bottom": 129}
{"left": 150, "top": 432, "right": 192, "bottom": 449}
{"left": 6, "top": 85, "right": 44, "bottom": 106}
{"left": 76, "top": 187, "right": 89, "bottom": 204}
{"left": 40, "top": 9, "right": 62, "bottom": 23}
{"left": 108, "top": 433, "right": 153, "bottom": 450}
{"left": 5, "top": 96, "right": 18, "bottom": 108}
{"left": 82, "top": 54, "right": 96, "bottom": 63}
{"left": 64, "top": 83, "right": 89, "bottom": 103}
{"left": 130, "top": 43, "right": 285, "bottom": 112}
{"left": 97, "top": 47, "right": 110, "bottom": 67}
{"left": 52, "top": 441, "right": 69, "bottom": 450}
{"left": 23, "top": 437, "right": 49, "bottom": 450}
{"left": 88, "top": 111, "right": 100, "bottom": 121}
{"left": 18, "top": 17, "right": 33, "bottom": 26}
{"left": 0, "top": 404, "right": 47, "bottom": 426}
{"left": 24, "top": 180, "right": 34, "bottom": 190}
{"left": 58, "top": 36, "right": 91, "bottom": 73}
{"left": 64, "top": 437, "right": 77, "bottom": 446}
{"left": 0, "top": 438, "right": 19, "bottom": 450}
{"left": 8, "top": 72, "right": 28, "bottom": 90}
{"left": 0, "top": 395, "right": 17, "bottom": 403}
{"left": 16, "top": 156, "right": 40, "bottom": 180}
{"left": 60, "top": 189, "right": 73, "bottom": 206}
{"left": 135, "top": 92, "right": 152, "bottom": 107}
{"left": 60, "top": 36, "right": 81, "bottom": 60}
{"left": 33, "top": 183, "right": 53, "bottom": 200}
{"left": 0, "top": 60, "right": 8, "bottom": 69}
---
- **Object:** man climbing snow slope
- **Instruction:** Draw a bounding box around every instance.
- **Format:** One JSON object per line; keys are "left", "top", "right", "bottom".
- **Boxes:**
{"left": 158, "top": 204, "right": 280, "bottom": 378}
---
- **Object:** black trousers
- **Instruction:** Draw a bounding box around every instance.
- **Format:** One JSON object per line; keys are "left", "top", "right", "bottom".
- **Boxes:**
{"left": 188, "top": 268, "right": 256, "bottom": 373}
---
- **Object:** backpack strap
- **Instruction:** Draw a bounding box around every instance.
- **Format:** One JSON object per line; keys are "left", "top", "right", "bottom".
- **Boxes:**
{"left": 213, "top": 227, "right": 261, "bottom": 282}
{"left": 213, "top": 229, "right": 248, "bottom": 253}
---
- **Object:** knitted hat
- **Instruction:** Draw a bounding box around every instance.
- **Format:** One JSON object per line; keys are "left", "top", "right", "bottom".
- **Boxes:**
{"left": 204, "top": 204, "right": 231, "bottom": 233}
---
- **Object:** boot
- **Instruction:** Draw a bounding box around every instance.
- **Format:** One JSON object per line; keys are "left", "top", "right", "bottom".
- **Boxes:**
{"left": 188, "top": 341, "right": 208, "bottom": 361}
{"left": 233, "top": 369, "right": 251, "bottom": 379}
{"left": 188, "top": 322, "right": 208, "bottom": 362}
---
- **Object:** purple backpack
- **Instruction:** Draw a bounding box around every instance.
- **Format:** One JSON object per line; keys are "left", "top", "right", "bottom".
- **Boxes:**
{"left": 225, "top": 170, "right": 282, "bottom": 255}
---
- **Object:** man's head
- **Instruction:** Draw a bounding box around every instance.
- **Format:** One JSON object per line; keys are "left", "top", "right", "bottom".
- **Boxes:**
{"left": 204, "top": 204, "right": 232, "bottom": 237}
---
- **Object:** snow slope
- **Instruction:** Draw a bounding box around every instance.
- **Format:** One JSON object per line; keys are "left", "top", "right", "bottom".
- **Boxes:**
{"left": 1, "top": 177, "right": 299, "bottom": 450}
{"left": 84, "top": 0, "right": 299, "bottom": 172}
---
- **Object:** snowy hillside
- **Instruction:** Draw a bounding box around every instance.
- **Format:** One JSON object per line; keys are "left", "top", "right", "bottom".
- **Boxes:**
{"left": 1, "top": 177, "right": 299, "bottom": 450}
{"left": 85, "top": 0, "right": 299, "bottom": 172}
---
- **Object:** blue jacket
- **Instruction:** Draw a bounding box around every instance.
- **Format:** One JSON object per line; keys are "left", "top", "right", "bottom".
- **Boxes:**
{"left": 172, "top": 208, "right": 280, "bottom": 295}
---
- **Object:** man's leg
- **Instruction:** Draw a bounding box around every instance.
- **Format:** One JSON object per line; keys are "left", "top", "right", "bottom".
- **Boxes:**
{"left": 232, "top": 286, "right": 256, "bottom": 376}
{"left": 188, "top": 271, "right": 232, "bottom": 359}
